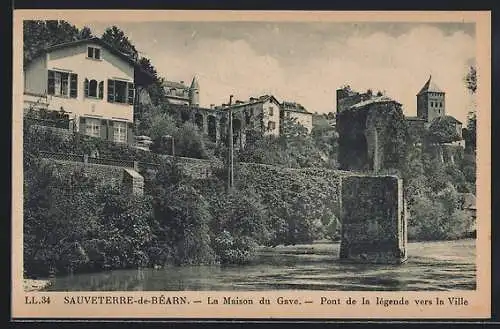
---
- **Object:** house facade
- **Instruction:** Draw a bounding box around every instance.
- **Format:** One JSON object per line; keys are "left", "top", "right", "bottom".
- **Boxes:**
{"left": 280, "top": 101, "right": 313, "bottom": 133}
{"left": 23, "top": 37, "right": 152, "bottom": 145}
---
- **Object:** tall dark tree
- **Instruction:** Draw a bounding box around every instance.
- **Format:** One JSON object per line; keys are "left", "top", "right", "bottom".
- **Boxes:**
{"left": 138, "top": 57, "right": 167, "bottom": 106}
{"left": 463, "top": 66, "right": 477, "bottom": 153}
{"left": 79, "top": 26, "right": 93, "bottom": 39}
{"left": 23, "top": 20, "right": 93, "bottom": 66}
{"left": 101, "top": 26, "right": 138, "bottom": 61}
{"left": 465, "top": 66, "right": 477, "bottom": 94}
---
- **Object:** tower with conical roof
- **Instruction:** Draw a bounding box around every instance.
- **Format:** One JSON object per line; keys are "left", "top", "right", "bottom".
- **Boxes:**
{"left": 189, "top": 75, "right": 200, "bottom": 107}
{"left": 416, "top": 75, "right": 445, "bottom": 123}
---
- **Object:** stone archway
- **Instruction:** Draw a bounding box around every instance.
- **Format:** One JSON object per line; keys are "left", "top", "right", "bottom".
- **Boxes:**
{"left": 233, "top": 118, "right": 242, "bottom": 148}
{"left": 181, "top": 110, "right": 190, "bottom": 123}
{"left": 219, "top": 115, "right": 228, "bottom": 145}
{"left": 194, "top": 113, "right": 204, "bottom": 131}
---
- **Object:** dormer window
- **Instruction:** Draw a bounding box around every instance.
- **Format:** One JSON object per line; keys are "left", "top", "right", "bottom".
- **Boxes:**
{"left": 87, "top": 46, "right": 101, "bottom": 60}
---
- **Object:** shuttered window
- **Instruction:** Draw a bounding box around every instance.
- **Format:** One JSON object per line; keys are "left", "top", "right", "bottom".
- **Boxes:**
{"left": 98, "top": 81, "right": 104, "bottom": 99}
{"left": 85, "top": 78, "right": 104, "bottom": 99}
{"left": 69, "top": 73, "right": 78, "bottom": 98}
{"left": 107, "top": 79, "right": 115, "bottom": 102}
{"left": 88, "top": 80, "right": 98, "bottom": 97}
{"left": 107, "top": 79, "right": 134, "bottom": 104}
{"left": 47, "top": 70, "right": 74, "bottom": 97}
{"left": 127, "top": 82, "right": 135, "bottom": 105}
{"left": 84, "top": 78, "right": 89, "bottom": 97}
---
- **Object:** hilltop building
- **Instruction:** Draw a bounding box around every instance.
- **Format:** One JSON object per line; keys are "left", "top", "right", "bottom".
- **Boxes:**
{"left": 416, "top": 75, "right": 446, "bottom": 124}
{"left": 408, "top": 76, "right": 463, "bottom": 143}
{"left": 165, "top": 94, "right": 312, "bottom": 149}
{"left": 163, "top": 75, "right": 200, "bottom": 106}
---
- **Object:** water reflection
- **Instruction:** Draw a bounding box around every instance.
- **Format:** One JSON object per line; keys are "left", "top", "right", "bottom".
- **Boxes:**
{"left": 46, "top": 239, "right": 476, "bottom": 291}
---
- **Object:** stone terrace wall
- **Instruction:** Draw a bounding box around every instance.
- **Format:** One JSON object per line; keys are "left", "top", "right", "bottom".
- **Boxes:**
{"left": 160, "top": 155, "right": 223, "bottom": 178}
{"left": 40, "top": 158, "right": 125, "bottom": 188}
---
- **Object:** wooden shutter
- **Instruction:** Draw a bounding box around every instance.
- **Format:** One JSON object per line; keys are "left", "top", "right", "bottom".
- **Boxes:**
{"left": 100, "top": 120, "right": 108, "bottom": 139}
{"left": 107, "top": 79, "right": 115, "bottom": 102}
{"left": 127, "top": 82, "right": 135, "bottom": 105}
{"left": 69, "top": 73, "right": 78, "bottom": 98}
{"left": 107, "top": 120, "right": 114, "bottom": 141}
{"left": 84, "top": 78, "right": 89, "bottom": 97}
{"left": 79, "top": 117, "right": 86, "bottom": 134}
{"left": 47, "top": 70, "right": 55, "bottom": 95}
{"left": 95, "top": 48, "right": 101, "bottom": 60}
{"left": 127, "top": 122, "right": 134, "bottom": 145}
{"left": 98, "top": 81, "right": 104, "bottom": 99}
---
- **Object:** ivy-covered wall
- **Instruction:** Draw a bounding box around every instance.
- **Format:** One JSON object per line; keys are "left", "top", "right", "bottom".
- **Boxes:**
{"left": 337, "top": 100, "right": 409, "bottom": 174}
{"left": 339, "top": 175, "right": 407, "bottom": 264}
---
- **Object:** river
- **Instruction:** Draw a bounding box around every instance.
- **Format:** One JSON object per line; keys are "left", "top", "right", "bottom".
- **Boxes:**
{"left": 45, "top": 239, "right": 475, "bottom": 291}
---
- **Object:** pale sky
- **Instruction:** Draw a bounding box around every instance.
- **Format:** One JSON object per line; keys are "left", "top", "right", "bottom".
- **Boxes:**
{"left": 79, "top": 21, "right": 476, "bottom": 123}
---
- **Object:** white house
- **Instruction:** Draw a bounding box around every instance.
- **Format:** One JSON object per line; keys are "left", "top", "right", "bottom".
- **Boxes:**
{"left": 23, "top": 37, "right": 153, "bottom": 144}
{"left": 215, "top": 95, "right": 282, "bottom": 136}
{"left": 280, "top": 101, "right": 313, "bottom": 133}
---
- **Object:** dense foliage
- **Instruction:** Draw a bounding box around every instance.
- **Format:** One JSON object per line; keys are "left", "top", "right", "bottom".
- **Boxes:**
{"left": 427, "top": 116, "right": 463, "bottom": 143}
{"left": 403, "top": 141, "right": 475, "bottom": 240}
{"left": 23, "top": 20, "right": 92, "bottom": 66}
{"left": 237, "top": 118, "right": 334, "bottom": 169}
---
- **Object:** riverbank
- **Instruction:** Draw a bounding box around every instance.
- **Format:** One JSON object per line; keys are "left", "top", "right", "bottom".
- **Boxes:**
{"left": 24, "top": 279, "right": 51, "bottom": 292}
{"left": 42, "top": 239, "right": 475, "bottom": 291}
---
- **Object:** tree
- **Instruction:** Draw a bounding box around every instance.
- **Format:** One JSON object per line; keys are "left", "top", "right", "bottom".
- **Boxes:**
{"left": 465, "top": 66, "right": 477, "bottom": 94}
{"left": 79, "top": 26, "right": 93, "bottom": 39}
{"left": 151, "top": 163, "right": 216, "bottom": 265}
{"left": 101, "top": 26, "right": 138, "bottom": 61}
{"left": 138, "top": 57, "right": 167, "bottom": 105}
{"left": 23, "top": 20, "right": 91, "bottom": 66}
{"left": 427, "top": 116, "right": 462, "bottom": 144}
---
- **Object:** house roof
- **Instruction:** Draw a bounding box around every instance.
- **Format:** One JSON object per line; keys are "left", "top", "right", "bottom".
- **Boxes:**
{"left": 281, "top": 101, "right": 310, "bottom": 114}
{"left": 431, "top": 115, "right": 462, "bottom": 125}
{"left": 225, "top": 94, "right": 281, "bottom": 109}
{"left": 418, "top": 75, "right": 444, "bottom": 95}
{"left": 163, "top": 80, "right": 189, "bottom": 89}
{"left": 26, "top": 37, "right": 154, "bottom": 84}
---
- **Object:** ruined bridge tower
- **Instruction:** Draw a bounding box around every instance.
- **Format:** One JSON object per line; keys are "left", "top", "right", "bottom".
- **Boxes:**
{"left": 335, "top": 92, "right": 409, "bottom": 264}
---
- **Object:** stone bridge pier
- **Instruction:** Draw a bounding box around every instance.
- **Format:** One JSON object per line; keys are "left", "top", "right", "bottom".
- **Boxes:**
{"left": 339, "top": 175, "right": 407, "bottom": 264}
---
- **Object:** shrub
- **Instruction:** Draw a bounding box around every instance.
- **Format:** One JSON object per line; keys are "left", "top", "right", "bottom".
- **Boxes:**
{"left": 427, "top": 115, "right": 462, "bottom": 143}
{"left": 212, "top": 231, "right": 259, "bottom": 265}
{"left": 408, "top": 186, "right": 472, "bottom": 241}
{"left": 151, "top": 163, "right": 216, "bottom": 265}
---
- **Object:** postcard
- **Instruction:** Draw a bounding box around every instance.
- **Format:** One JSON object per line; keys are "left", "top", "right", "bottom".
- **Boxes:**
{"left": 12, "top": 10, "right": 491, "bottom": 319}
